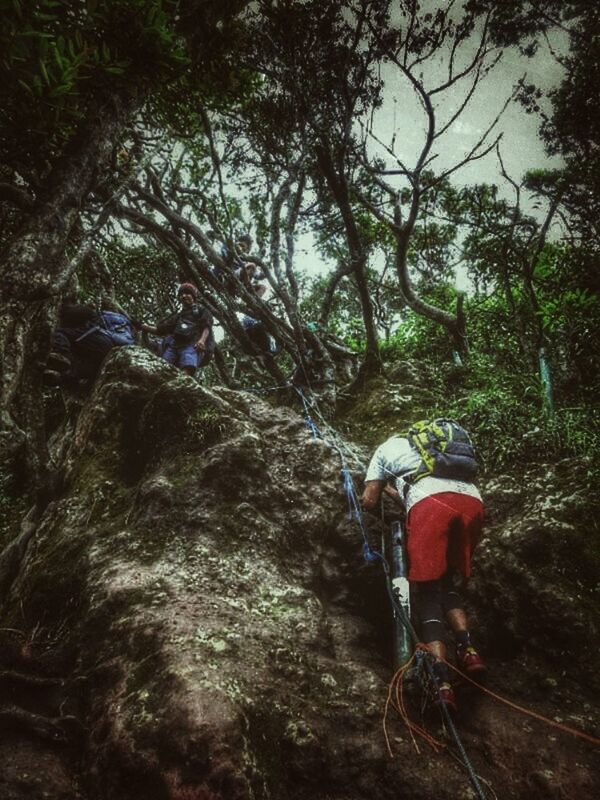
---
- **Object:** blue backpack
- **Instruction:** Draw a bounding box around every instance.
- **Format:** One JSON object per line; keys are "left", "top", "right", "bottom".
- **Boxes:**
{"left": 100, "top": 311, "right": 136, "bottom": 346}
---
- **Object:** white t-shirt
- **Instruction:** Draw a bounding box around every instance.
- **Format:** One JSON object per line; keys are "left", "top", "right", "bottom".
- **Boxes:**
{"left": 365, "top": 435, "right": 482, "bottom": 513}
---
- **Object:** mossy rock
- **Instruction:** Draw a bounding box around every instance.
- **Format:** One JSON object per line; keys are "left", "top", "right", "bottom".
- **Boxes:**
{"left": 335, "top": 376, "right": 437, "bottom": 448}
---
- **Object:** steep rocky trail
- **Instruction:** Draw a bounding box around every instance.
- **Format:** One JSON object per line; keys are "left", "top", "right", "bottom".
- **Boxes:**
{"left": 0, "top": 347, "right": 598, "bottom": 799}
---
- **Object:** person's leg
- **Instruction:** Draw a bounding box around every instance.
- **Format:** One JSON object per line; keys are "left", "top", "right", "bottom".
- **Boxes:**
{"left": 445, "top": 494, "right": 484, "bottom": 579}
{"left": 406, "top": 495, "right": 455, "bottom": 582}
{"left": 160, "top": 335, "right": 177, "bottom": 364}
{"left": 440, "top": 569, "right": 486, "bottom": 676}
{"left": 407, "top": 497, "right": 469, "bottom": 711}
{"left": 48, "top": 331, "right": 72, "bottom": 365}
{"left": 412, "top": 579, "right": 456, "bottom": 712}
{"left": 178, "top": 343, "right": 199, "bottom": 377}
{"left": 72, "top": 329, "right": 114, "bottom": 379}
{"left": 413, "top": 579, "right": 447, "bottom": 659}
{"left": 44, "top": 331, "right": 73, "bottom": 384}
{"left": 440, "top": 569, "right": 469, "bottom": 637}
{"left": 249, "top": 322, "right": 276, "bottom": 355}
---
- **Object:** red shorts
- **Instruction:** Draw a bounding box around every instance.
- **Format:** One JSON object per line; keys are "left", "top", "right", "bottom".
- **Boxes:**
{"left": 406, "top": 493, "right": 484, "bottom": 582}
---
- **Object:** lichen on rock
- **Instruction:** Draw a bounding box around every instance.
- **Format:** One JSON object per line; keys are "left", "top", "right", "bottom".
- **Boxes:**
{"left": 1, "top": 348, "right": 599, "bottom": 800}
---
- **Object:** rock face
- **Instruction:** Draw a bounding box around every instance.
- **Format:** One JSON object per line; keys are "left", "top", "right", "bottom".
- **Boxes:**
{"left": 475, "top": 461, "right": 600, "bottom": 685}
{"left": 0, "top": 348, "right": 599, "bottom": 800}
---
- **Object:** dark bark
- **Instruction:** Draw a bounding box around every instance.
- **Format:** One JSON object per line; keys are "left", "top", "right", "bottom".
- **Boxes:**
{"left": 0, "top": 91, "right": 139, "bottom": 302}
{"left": 315, "top": 143, "right": 382, "bottom": 375}
{"left": 211, "top": 345, "right": 236, "bottom": 388}
{"left": 119, "top": 181, "right": 340, "bottom": 393}
{"left": 0, "top": 705, "right": 81, "bottom": 744}
{"left": 0, "top": 505, "right": 39, "bottom": 600}
{"left": 0, "top": 182, "right": 34, "bottom": 211}
{"left": 0, "top": 90, "right": 141, "bottom": 492}
{"left": 394, "top": 207, "right": 468, "bottom": 357}
{"left": 115, "top": 196, "right": 292, "bottom": 386}
{"left": 318, "top": 260, "right": 355, "bottom": 328}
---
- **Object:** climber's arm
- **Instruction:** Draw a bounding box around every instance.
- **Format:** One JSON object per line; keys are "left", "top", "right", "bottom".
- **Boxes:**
{"left": 361, "top": 480, "right": 385, "bottom": 511}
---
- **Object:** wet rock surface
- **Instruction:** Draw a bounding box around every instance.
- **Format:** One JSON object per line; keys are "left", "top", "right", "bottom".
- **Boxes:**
{"left": 0, "top": 348, "right": 598, "bottom": 799}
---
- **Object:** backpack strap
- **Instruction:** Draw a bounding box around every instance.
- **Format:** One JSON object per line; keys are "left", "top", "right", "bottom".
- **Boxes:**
{"left": 405, "top": 419, "right": 459, "bottom": 484}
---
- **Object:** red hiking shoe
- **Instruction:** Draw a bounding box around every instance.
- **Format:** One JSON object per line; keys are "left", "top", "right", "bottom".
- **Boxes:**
{"left": 456, "top": 644, "right": 486, "bottom": 676}
{"left": 435, "top": 681, "right": 457, "bottom": 714}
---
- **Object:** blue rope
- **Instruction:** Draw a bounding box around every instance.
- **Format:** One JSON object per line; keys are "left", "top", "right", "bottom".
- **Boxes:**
{"left": 294, "top": 387, "right": 380, "bottom": 563}
{"left": 295, "top": 387, "right": 321, "bottom": 439}
{"left": 242, "top": 382, "right": 292, "bottom": 395}
{"left": 341, "top": 464, "right": 382, "bottom": 563}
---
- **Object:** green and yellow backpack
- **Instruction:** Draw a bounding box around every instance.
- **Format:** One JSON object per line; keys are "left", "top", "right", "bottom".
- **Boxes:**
{"left": 405, "top": 419, "right": 478, "bottom": 484}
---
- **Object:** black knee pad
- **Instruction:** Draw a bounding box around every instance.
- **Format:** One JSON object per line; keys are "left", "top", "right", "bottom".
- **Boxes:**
{"left": 440, "top": 570, "right": 465, "bottom": 614}
{"left": 420, "top": 617, "right": 447, "bottom": 644}
{"left": 413, "top": 580, "right": 447, "bottom": 644}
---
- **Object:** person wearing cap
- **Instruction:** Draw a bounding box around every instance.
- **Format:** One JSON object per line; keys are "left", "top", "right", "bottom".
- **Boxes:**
{"left": 141, "top": 283, "right": 215, "bottom": 376}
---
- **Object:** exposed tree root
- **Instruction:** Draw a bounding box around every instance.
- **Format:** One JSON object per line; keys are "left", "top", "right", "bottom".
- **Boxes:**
{"left": 0, "top": 670, "right": 64, "bottom": 688}
{"left": 0, "top": 504, "right": 40, "bottom": 599}
{"left": 0, "top": 704, "right": 84, "bottom": 744}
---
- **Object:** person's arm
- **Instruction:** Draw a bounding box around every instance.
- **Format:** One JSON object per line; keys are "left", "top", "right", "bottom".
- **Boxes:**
{"left": 194, "top": 327, "right": 210, "bottom": 351}
{"left": 361, "top": 479, "right": 386, "bottom": 511}
{"left": 253, "top": 281, "right": 267, "bottom": 298}
{"left": 147, "top": 313, "right": 177, "bottom": 337}
{"left": 383, "top": 484, "right": 404, "bottom": 507}
{"left": 361, "top": 437, "right": 411, "bottom": 511}
{"left": 194, "top": 309, "right": 213, "bottom": 351}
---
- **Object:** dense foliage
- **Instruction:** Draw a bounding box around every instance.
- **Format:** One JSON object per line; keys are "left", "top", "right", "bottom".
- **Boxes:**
{"left": 0, "top": 0, "right": 599, "bottom": 501}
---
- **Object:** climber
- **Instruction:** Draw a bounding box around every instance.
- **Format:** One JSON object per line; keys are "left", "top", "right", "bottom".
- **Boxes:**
{"left": 361, "top": 419, "right": 486, "bottom": 714}
{"left": 141, "top": 283, "right": 215, "bottom": 376}
{"left": 210, "top": 232, "right": 253, "bottom": 285}
{"left": 44, "top": 299, "right": 138, "bottom": 387}
{"left": 233, "top": 262, "right": 277, "bottom": 357}
{"left": 209, "top": 233, "right": 276, "bottom": 357}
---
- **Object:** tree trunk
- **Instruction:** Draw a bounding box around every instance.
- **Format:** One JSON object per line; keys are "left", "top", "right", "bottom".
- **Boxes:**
{"left": 315, "top": 143, "right": 382, "bottom": 376}
{"left": 394, "top": 229, "right": 468, "bottom": 358}
{"left": 0, "top": 90, "right": 140, "bottom": 495}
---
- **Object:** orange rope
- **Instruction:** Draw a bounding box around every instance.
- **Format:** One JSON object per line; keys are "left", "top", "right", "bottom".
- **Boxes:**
{"left": 440, "top": 656, "right": 600, "bottom": 748}
{"left": 383, "top": 644, "right": 600, "bottom": 756}
{"left": 383, "top": 650, "right": 446, "bottom": 755}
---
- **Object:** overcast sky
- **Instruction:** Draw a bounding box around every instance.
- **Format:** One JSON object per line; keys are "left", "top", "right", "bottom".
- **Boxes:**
{"left": 368, "top": 9, "right": 567, "bottom": 196}
{"left": 299, "top": 6, "right": 568, "bottom": 279}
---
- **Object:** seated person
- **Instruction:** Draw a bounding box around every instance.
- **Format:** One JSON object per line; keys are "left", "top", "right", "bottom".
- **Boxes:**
{"left": 210, "top": 233, "right": 253, "bottom": 285}
{"left": 240, "top": 315, "right": 276, "bottom": 356}
{"left": 235, "top": 266, "right": 276, "bottom": 356}
{"left": 45, "top": 300, "right": 137, "bottom": 387}
{"left": 142, "top": 283, "right": 215, "bottom": 376}
{"left": 233, "top": 261, "right": 266, "bottom": 295}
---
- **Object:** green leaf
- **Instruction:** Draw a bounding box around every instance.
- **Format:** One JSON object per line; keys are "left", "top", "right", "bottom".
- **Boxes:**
{"left": 40, "top": 59, "right": 51, "bottom": 85}
{"left": 17, "top": 77, "right": 33, "bottom": 95}
{"left": 51, "top": 83, "right": 75, "bottom": 96}
{"left": 52, "top": 43, "right": 64, "bottom": 69}
{"left": 19, "top": 30, "right": 54, "bottom": 39}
